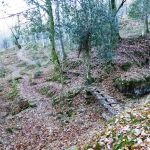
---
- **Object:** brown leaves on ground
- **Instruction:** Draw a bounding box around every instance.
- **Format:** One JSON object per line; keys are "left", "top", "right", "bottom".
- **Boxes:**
{"left": 0, "top": 34, "right": 150, "bottom": 150}
{"left": 82, "top": 100, "right": 150, "bottom": 150}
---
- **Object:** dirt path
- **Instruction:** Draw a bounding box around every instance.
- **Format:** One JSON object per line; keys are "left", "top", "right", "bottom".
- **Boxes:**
{"left": 0, "top": 49, "right": 105, "bottom": 150}
{"left": 0, "top": 49, "right": 62, "bottom": 149}
{"left": 0, "top": 73, "right": 104, "bottom": 150}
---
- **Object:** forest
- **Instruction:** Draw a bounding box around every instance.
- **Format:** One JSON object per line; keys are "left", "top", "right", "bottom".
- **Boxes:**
{"left": 0, "top": 0, "right": 150, "bottom": 149}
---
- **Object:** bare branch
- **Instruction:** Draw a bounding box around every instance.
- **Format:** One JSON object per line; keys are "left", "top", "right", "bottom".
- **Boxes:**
{"left": 115, "top": 0, "right": 127, "bottom": 16}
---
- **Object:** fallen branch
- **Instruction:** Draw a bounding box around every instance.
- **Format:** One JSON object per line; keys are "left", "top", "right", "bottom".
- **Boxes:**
{"left": 115, "top": 0, "right": 127, "bottom": 16}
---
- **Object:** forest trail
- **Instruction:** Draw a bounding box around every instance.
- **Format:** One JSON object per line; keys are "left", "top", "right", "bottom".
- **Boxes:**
{"left": 0, "top": 49, "right": 63, "bottom": 149}
{"left": 0, "top": 48, "right": 105, "bottom": 150}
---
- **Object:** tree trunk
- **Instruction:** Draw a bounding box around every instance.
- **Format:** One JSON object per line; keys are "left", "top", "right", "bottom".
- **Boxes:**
{"left": 143, "top": 0, "right": 149, "bottom": 35}
{"left": 46, "top": 0, "right": 59, "bottom": 64}
{"left": 110, "top": 0, "right": 121, "bottom": 40}
{"left": 55, "top": 0, "right": 67, "bottom": 60}
{"left": 145, "top": 14, "right": 149, "bottom": 34}
{"left": 84, "top": 50, "right": 92, "bottom": 85}
{"left": 83, "top": 32, "right": 93, "bottom": 85}
{"left": 111, "top": 0, "right": 116, "bottom": 10}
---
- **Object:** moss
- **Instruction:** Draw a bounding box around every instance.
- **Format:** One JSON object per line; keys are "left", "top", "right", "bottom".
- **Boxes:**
{"left": 39, "top": 86, "right": 49, "bottom": 95}
{"left": 113, "top": 74, "right": 150, "bottom": 97}
{"left": 102, "top": 62, "right": 116, "bottom": 74}
{"left": 38, "top": 86, "right": 55, "bottom": 98}
{"left": 5, "top": 128, "right": 13, "bottom": 134}
{"left": 121, "top": 62, "right": 132, "bottom": 71}
{"left": 66, "top": 109, "right": 74, "bottom": 117}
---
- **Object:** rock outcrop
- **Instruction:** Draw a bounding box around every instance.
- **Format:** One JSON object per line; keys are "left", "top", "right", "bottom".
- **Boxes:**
{"left": 114, "top": 68, "right": 150, "bottom": 97}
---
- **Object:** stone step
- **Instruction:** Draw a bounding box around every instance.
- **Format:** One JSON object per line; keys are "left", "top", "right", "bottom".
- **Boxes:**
{"left": 86, "top": 86, "right": 123, "bottom": 120}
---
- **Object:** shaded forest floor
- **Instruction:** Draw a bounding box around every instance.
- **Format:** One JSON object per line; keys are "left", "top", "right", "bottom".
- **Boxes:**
{"left": 0, "top": 34, "right": 150, "bottom": 150}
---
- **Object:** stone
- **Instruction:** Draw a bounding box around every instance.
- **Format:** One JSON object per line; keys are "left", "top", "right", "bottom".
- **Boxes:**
{"left": 133, "top": 129, "right": 141, "bottom": 136}
{"left": 78, "top": 108, "right": 86, "bottom": 114}
{"left": 15, "top": 124, "right": 22, "bottom": 130}
{"left": 113, "top": 68, "right": 150, "bottom": 97}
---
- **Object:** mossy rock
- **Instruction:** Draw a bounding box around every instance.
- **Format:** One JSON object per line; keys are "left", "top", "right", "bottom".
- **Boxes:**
{"left": 113, "top": 69, "right": 150, "bottom": 97}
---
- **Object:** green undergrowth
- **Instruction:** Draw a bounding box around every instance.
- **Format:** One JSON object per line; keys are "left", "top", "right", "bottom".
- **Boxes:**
{"left": 38, "top": 86, "right": 56, "bottom": 98}
{"left": 120, "top": 62, "right": 132, "bottom": 71}
{"left": 45, "top": 71, "right": 68, "bottom": 83}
